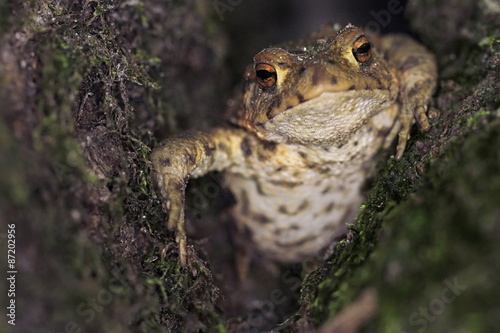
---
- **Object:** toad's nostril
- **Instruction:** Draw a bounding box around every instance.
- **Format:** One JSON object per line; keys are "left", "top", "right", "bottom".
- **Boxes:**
{"left": 330, "top": 74, "right": 338, "bottom": 85}
{"left": 311, "top": 65, "right": 338, "bottom": 87}
{"left": 311, "top": 66, "right": 327, "bottom": 86}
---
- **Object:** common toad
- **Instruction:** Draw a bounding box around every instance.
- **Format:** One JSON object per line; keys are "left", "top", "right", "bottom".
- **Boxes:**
{"left": 151, "top": 24, "right": 437, "bottom": 268}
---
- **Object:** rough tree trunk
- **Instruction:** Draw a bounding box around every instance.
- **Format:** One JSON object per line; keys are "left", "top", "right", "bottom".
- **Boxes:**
{"left": 0, "top": 0, "right": 499, "bottom": 332}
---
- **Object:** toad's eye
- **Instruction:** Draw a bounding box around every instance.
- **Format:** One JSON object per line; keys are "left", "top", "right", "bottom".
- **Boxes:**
{"left": 255, "top": 63, "right": 277, "bottom": 88}
{"left": 352, "top": 36, "right": 372, "bottom": 63}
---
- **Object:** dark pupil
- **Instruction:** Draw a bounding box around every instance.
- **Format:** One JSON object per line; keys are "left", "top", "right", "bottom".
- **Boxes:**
{"left": 257, "top": 70, "right": 274, "bottom": 80}
{"left": 355, "top": 42, "right": 371, "bottom": 54}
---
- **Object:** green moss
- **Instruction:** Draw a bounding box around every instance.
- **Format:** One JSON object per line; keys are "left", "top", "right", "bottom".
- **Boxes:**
{"left": 0, "top": 118, "right": 30, "bottom": 205}
{"left": 478, "top": 33, "right": 500, "bottom": 50}
{"left": 371, "top": 118, "right": 500, "bottom": 332}
{"left": 0, "top": 0, "right": 229, "bottom": 331}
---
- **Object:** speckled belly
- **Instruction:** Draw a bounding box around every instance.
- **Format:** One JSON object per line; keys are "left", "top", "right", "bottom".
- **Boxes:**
{"left": 228, "top": 164, "right": 366, "bottom": 262}
{"left": 226, "top": 104, "right": 400, "bottom": 262}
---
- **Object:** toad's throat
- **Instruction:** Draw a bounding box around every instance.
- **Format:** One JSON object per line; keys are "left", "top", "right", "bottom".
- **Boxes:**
{"left": 258, "top": 89, "right": 394, "bottom": 146}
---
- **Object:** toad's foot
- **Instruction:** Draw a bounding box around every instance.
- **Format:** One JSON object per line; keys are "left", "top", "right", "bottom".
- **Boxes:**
{"left": 396, "top": 95, "right": 431, "bottom": 160}
{"left": 150, "top": 129, "right": 235, "bottom": 267}
{"left": 156, "top": 175, "right": 189, "bottom": 266}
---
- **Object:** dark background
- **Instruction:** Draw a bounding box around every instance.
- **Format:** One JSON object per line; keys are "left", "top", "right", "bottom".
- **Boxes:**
{"left": 222, "top": 0, "right": 410, "bottom": 71}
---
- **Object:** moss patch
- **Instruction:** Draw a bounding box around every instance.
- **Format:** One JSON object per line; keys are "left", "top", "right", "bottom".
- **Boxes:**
{"left": 1, "top": 0, "right": 227, "bottom": 331}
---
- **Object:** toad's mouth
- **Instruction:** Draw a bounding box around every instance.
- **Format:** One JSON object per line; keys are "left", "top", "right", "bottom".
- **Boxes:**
{"left": 257, "top": 89, "right": 395, "bottom": 146}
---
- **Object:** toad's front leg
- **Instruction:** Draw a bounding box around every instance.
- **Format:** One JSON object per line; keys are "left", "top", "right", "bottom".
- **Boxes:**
{"left": 150, "top": 128, "right": 245, "bottom": 266}
{"left": 378, "top": 34, "right": 438, "bottom": 159}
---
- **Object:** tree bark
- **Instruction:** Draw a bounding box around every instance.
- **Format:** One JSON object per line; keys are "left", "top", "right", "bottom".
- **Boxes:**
{"left": 0, "top": 0, "right": 498, "bottom": 332}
